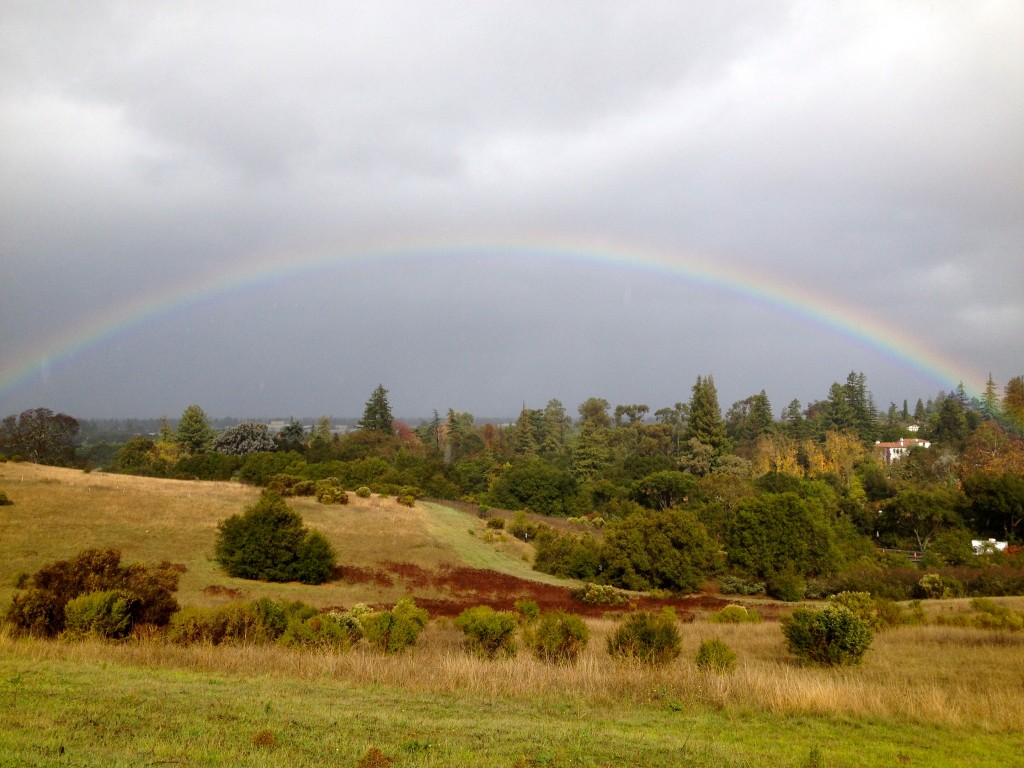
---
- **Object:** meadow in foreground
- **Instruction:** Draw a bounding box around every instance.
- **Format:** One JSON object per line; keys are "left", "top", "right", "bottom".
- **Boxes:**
{"left": 2, "top": 612, "right": 1023, "bottom": 768}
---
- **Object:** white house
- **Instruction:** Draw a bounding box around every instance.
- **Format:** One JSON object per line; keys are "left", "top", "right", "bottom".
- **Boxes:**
{"left": 875, "top": 437, "right": 931, "bottom": 464}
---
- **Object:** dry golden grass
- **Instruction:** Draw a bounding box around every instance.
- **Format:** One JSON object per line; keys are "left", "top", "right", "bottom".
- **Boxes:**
{"left": 0, "top": 463, "right": 568, "bottom": 611}
{"left": 4, "top": 614, "right": 1022, "bottom": 733}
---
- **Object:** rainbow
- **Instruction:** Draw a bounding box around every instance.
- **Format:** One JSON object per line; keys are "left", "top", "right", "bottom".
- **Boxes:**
{"left": 0, "top": 235, "right": 987, "bottom": 405}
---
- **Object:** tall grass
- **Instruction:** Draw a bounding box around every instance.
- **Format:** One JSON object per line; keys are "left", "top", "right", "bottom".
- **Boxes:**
{"left": 4, "top": 616, "right": 1021, "bottom": 732}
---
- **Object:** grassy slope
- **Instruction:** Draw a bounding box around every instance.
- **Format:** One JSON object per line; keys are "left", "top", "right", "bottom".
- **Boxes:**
{"left": 0, "top": 463, "right": 570, "bottom": 609}
{"left": 2, "top": 463, "right": 1023, "bottom": 766}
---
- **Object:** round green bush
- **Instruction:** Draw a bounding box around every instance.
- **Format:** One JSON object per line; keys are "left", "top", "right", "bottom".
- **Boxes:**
{"left": 530, "top": 610, "right": 589, "bottom": 664}
{"left": 709, "top": 604, "right": 761, "bottom": 624}
{"left": 355, "top": 486, "right": 372, "bottom": 498}
{"left": 781, "top": 605, "right": 873, "bottom": 666}
{"left": 214, "top": 491, "right": 337, "bottom": 584}
{"left": 455, "top": 606, "right": 518, "bottom": 659}
{"left": 607, "top": 609, "right": 681, "bottom": 665}
{"left": 314, "top": 478, "right": 349, "bottom": 504}
{"left": 695, "top": 637, "right": 737, "bottom": 673}
{"left": 0, "top": 489, "right": 13, "bottom": 506}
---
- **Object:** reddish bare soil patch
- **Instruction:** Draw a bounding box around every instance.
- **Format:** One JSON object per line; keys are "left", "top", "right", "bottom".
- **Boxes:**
{"left": 336, "top": 565, "right": 394, "bottom": 587}
{"left": 361, "top": 562, "right": 739, "bottom": 619}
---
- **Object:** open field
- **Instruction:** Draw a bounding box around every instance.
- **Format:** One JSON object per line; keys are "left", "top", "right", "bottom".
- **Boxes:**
{"left": 0, "top": 463, "right": 729, "bottom": 617}
{"left": 2, "top": 463, "right": 1024, "bottom": 766}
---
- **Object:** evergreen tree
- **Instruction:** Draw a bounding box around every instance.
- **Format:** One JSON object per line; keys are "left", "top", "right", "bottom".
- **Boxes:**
{"left": 512, "top": 408, "right": 537, "bottom": 457}
{"left": 685, "top": 375, "right": 730, "bottom": 456}
{"left": 982, "top": 374, "right": 1001, "bottom": 419}
{"left": 822, "top": 382, "right": 855, "bottom": 435}
{"left": 1005, "top": 376, "right": 1024, "bottom": 431}
{"left": 781, "top": 399, "right": 809, "bottom": 440}
{"left": 359, "top": 384, "right": 394, "bottom": 433}
{"left": 176, "top": 404, "right": 214, "bottom": 455}
{"left": 571, "top": 420, "right": 610, "bottom": 481}
{"left": 913, "top": 399, "right": 927, "bottom": 423}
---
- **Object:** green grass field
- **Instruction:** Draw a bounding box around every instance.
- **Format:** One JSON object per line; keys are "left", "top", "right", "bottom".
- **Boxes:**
{"left": 1, "top": 463, "right": 1023, "bottom": 767}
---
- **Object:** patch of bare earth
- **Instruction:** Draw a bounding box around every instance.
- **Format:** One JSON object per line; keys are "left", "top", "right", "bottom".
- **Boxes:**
{"left": 334, "top": 561, "right": 742, "bottom": 618}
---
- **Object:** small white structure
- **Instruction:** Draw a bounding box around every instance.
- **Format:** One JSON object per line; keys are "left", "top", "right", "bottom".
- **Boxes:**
{"left": 971, "top": 539, "right": 1008, "bottom": 556}
{"left": 875, "top": 437, "right": 931, "bottom": 464}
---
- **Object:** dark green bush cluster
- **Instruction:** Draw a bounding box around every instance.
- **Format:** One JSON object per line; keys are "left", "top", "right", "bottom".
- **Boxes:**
{"left": 695, "top": 637, "right": 736, "bottom": 673}
{"left": 266, "top": 474, "right": 315, "bottom": 497}
{"left": 935, "top": 598, "right": 1024, "bottom": 631}
{"left": 214, "top": 491, "right": 336, "bottom": 584}
{"left": 528, "top": 610, "right": 589, "bottom": 664}
{"left": 454, "top": 606, "right": 518, "bottom": 659}
{"left": 361, "top": 598, "right": 429, "bottom": 654}
{"left": 532, "top": 528, "right": 601, "bottom": 580}
{"left": 486, "top": 517, "right": 506, "bottom": 530}
{"left": 571, "top": 582, "right": 628, "bottom": 606}
{"left": 0, "top": 488, "right": 12, "bottom": 506}
{"left": 314, "top": 477, "right": 349, "bottom": 504}
{"left": 781, "top": 605, "right": 873, "bottom": 666}
{"left": 607, "top": 609, "right": 681, "bottom": 665}
{"left": 709, "top": 604, "right": 761, "bottom": 624}
{"left": 4, "top": 548, "right": 181, "bottom": 638}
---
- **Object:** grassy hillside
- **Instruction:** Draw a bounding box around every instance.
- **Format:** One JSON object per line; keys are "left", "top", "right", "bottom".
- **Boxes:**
{"left": 0, "top": 463, "right": 565, "bottom": 612}
{"left": 3, "top": 463, "right": 1024, "bottom": 766}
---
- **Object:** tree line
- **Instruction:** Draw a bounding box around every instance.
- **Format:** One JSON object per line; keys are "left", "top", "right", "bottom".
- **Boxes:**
{"left": 4, "top": 374, "right": 1024, "bottom": 599}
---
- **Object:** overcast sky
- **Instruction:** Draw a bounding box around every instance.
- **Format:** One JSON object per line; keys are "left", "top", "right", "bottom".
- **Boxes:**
{"left": 2, "top": 1, "right": 1022, "bottom": 422}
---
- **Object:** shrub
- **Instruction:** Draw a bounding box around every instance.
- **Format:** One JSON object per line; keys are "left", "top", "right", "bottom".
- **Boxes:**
{"left": 63, "top": 590, "right": 137, "bottom": 640}
{"left": 607, "top": 609, "right": 681, "bottom": 665}
{"left": 278, "top": 613, "right": 358, "bottom": 650}
{"left": 315, "top": 478, "right": 349, "bottom": 504}
{"left": 214, "top": 491, "right": 336, "bottom": 584}
{"left": 529, "top": 611, "right": 589, "bottom": 664}
{"left": 266, "top": 474, "right": 315, "bottom": 497}
{"left": 514, "top": 599, "right": 540, "bottom": 622}
{"left": 362, "top": 598, "right": 428, "bottom": 654}
{"left": 397, "top": 495, "right": 415, "bottom": 507}
{"left": 718, "top": 575, "right": 766, "bottom": 596}
{"left": 827, "top": 591, "right": 906, "bottom": 631}
{"left": 916, "top": 573, "right": 965, "bottom": 600}
{"left": 767, "top": 569, "right": 806, "bottom": 602}
{"left": 486, "top": 517, "right": 506, "bottom": 530}
{"left": 709, "top": 604, "right": 761, "bottom": 624}
{"left": 695, "top": 637, "right": 736, "bottom": 673}
{"left": 167, "top": 602, "right": 264, "bottom": 645}
{"left": 0, "top": 488, "right": 12, "bottom": 506}
{"left": 782, "top": 605, "right": 873, "bottom": 666}
{"left": 355, "top": 486, "right": 372, "bottom": 498}
{"left": 454, "top": 606, "right": 518, "bottom": 659}
{"left": 4, "top": 548, "right": 180, "bottom": 637}
{"left": 571, "top": 582, "right": 628, "bottom": 606}
{"left": 935, "top": 598, "right": 1024, "bottom": 631}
